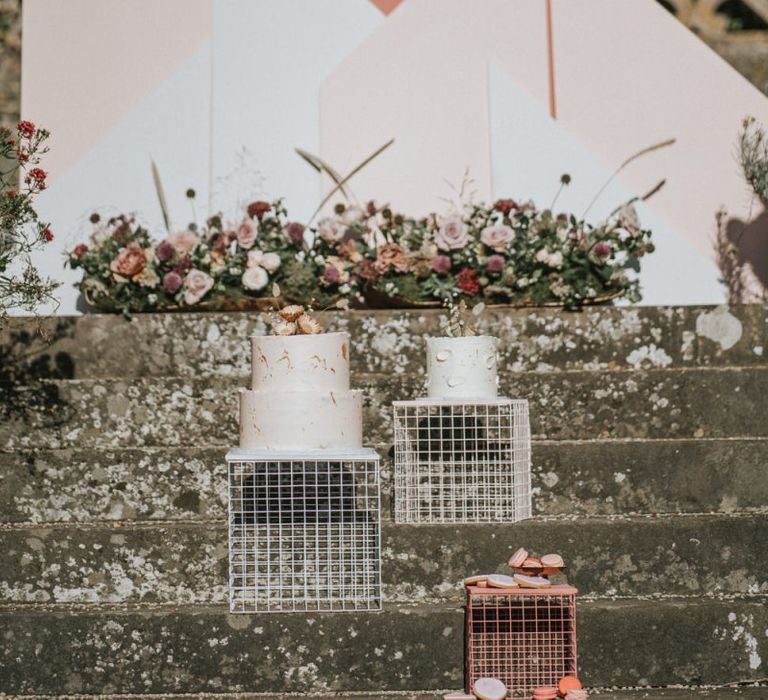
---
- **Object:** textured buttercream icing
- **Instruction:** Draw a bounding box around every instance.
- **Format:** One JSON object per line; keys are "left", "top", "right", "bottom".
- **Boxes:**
{"left": 251, "top": 331, "right": 350, "bottom": 392}
{"left": 240, "top": 331, "right": 363, "bottom": 449}
{"left": 425, "top": 335, "right": 499, "bottom": 399}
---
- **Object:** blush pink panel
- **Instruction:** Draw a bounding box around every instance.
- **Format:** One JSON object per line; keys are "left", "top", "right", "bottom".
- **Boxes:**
{"left": 321, "top": 0, "right": 548, "bottom": 215}
{"left": 552, "top": 0, "right": 768, "bottom": 258}
{"left": 21, "top": 0, "right": 212, "bottom": 185}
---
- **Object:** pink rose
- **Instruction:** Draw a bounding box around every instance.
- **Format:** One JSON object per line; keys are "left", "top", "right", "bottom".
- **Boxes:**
{"left": 434, "top": 215, "right": 471, "bottom": 251}
{"left": 183, "top": 269, "right": 214, "bottom": 305}
{"left": 163, "top": 271, "right": 182, "bottom": 294}
{"left": 481, "top": 224, "right": 514, "bottom": 252}
{"left": 317, "top": 217, "right": 345, "bottom": 243}
{"left": 431, "top": 255, "right": 451, "bottom": 275}
{"left": 242, "top": 266, "right": 269, "bottom": 291}
{"left": 486, "top": 254, "right": 505, "bottom": 273}
{"left": 167, "top": 229, "right": 200, "bottom": 254}
{"left": 110, "top": 243, "right": 147, "bottom": 279}
{"left": 236, "top": 218, "right": 258, "bottom": 249}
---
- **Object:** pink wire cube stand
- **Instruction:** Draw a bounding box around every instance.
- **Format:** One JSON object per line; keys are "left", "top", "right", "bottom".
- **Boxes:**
{"left": 465, "top": 585, "right": 578, "bottom": 699}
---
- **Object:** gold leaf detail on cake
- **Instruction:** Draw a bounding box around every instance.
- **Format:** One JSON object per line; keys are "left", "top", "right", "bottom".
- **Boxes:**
{"left": 341, "top": 342, "right": 347, "bottom": 360}
{"left": 297, "top": 315, "right": 323, "bottom": 334}
{"left": 279, "top": 304, "right": 305, "bottom": 322}
{"left": 273, "top": 321, "right": 297, "bottom": 336}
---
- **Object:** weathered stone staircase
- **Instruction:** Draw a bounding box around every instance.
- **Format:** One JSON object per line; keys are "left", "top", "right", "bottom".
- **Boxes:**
{"left": 1, "top": 305, "right": 767, "bottom": 699}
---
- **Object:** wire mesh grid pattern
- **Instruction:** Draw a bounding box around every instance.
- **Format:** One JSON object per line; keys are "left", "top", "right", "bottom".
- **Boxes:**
{"left": 227, "top": 449, "right": 382, "bottom": 613}
{"left": 393, "top": 399, "right": 532, "bottom": 523}
{"left": 466, "top": 586, "right": 578, "bottom": 699}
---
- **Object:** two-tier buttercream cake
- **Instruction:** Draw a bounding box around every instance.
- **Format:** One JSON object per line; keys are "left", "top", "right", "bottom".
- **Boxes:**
{"left": 239, "top": 331, "right": 363, "bottom": 449}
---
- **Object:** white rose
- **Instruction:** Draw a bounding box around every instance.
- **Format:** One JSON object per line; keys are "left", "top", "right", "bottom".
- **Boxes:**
{"left": 242, "top": 266, "right": 269, "bottom": 291}
{"left": 535, "top": 249, "right": 550, "bottom": 264}
{"left": 434, "top": 215, "right": 471, "bottom": 250}
{"left": 260, "top": 252, "right": 281, "bottom": 272}
{"left": 317, "top": 217, "right": 345, "bottom": 243}
{"left": 547, "top": 251, "right": 564, "bottom": 268}
{"left": 183, "top": 269, "right": 214, "bottom": 305}
{"left": 247, "top": 249, "right": 264, "bottom": 268}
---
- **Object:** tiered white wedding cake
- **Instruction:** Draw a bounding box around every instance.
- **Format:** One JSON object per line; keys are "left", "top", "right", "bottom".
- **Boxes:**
{"left": 239, "top": 331, "right": 363, "bottom": 449}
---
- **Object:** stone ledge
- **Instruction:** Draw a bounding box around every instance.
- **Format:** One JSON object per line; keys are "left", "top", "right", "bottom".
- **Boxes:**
{"left": 3, "top": 439, "right": 767, "bottom": 523}
{"left": 1, "top": 599, "right": 767, "bottom": 694}
{"left": 2, "top": 306, "right": 765, "bottom": 380}
{"left": 1, "top": 515, "right": 766, "bottom": 604}
{"left": 2, "top": 367, "right": 767, "bottom": 451}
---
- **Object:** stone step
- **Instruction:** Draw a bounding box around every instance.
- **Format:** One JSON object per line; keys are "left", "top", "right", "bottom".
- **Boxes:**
{"left": 0, "top": 689, "right": 765, "bottom": 700}
{"left": 0, "top": 597, "right": 766, "bottom": 694}
{"left": 3, "top": 439, "right": 766, "bottom": 524}
{"left": 2, "top": 515, "right": 765, "bottom": 604}
{"left": 3, "top": 305, "right": 765, "bottom": 380}
{"left": 2, "top": 367, "right": 767, "bottom": 451}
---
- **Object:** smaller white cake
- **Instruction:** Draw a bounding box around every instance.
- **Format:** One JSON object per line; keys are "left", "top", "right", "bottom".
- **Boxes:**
{"left": 426, "top": 335, "right": 499, "bottom": 399}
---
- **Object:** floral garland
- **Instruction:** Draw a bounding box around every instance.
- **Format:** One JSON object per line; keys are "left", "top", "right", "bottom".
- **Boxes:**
{"left": 68, "top": 195, "right": 654, "bottom": 314}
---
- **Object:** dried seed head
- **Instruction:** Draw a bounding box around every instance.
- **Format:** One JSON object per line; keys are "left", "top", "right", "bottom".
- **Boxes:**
{"left": 296, "top": 314, "right": 323, "bottom": 334}
{"left": 279, "top": 304, "right": 305, "bottom": 322}
{"left": 272, "top": 320, "right": 297, "bottom": 336}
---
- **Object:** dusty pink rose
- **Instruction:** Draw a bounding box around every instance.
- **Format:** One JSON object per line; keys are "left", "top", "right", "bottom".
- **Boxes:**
{"left": 431, "top": 255, "right": 451, "bottom": 275}
{"left": 167, "top": 229, "right": 200, "bottom": 254}
{"left": 163, "top": 271, "right": 182, "bottom": 294}
{"left": 374, "top": 244, "right": 410, "bottom": 274}
{"left": 110, "top": 243, "right": 147, "bottom": 279}
{"left": 183, "top": 269, "right": 214, "bottom": 305}
{"left": 589, "top": 241, "right": 612, "bottom": 264}
{"left": 323, "top": 265, "right": 341, "bottom": 284}
{"left": 236, "top": 218, "right": 258, "bottom": 249}
{"left": 434, "top": 215, "right": 471, "bottom": 251}
{"left": 486, "top": 254, "right": 505, "bottom": 273}
{"left": 481, "top": 224, "right": 514, "bottom": 252}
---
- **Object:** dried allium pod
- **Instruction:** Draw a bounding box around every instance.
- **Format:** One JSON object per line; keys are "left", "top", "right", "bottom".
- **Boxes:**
{"left": 296, "top": 314, "right": 323, "bottom": 334}
{"left": 279, "top": 304, "right": 305, "bottom": 322}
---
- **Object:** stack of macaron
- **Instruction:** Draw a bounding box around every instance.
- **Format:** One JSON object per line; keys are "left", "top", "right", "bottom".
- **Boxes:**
{"left": 442, "top": 677, "right": 508, "bottom": 700}
{"left": 463, "top": 547, "right": 566, "bottom": 590}
{"left": 443, "top": 675, "right": 586, "bottom": 700}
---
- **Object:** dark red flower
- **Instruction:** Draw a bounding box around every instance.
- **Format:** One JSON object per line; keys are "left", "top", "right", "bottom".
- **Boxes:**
{"left": 16, "top": 120, "right": 36, "bottom": 138}
{"left": 16, "top": 149, "right": 29, "bottom": 164}
{"left": 72, "top": 243, "right": 88, "bottom": 257}
{"left": 156, "top": 240, "right": 176, "bottom": 263}
{"left": 173, "top": 255, "right": 192, "bottom": 276}
{"left": 246, "top": 200, "right": 271, "bottom": 219}
{"left": 455, "top": 267, "right": 480, "bottom": 296}
{"left": 6, "top": 189, "right": 17, "bottom": 198}
{"left": 111, "top": 220, "right": 132, "bottom": 245}
{"left": 41, "top": 228, "right": 54, "bottom": 242}
{"left": 283, "top": 221, "right": 305, "bottom": 245}
{"left": 28, "top": 167, "right": 47, "bottom": 183}
{"left": 494, "top": 198, "right": 518, "bottom": 214}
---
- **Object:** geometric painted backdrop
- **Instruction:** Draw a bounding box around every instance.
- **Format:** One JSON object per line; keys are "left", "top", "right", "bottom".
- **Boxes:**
{"left": 21, "top": 0, "right": 768, "bottom": 313}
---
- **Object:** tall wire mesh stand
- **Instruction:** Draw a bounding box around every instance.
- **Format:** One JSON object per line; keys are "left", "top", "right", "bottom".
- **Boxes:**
{"left": 393, "top": 399, "right": 532, "bottom": 523}
{"left": 466, "top": 586, "right": 578, "bottom": 699}
{"left": 227, "top": 448, "right": 382, "bottom": 613}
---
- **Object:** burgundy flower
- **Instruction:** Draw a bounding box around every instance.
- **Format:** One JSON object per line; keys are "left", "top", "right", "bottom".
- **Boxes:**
{"left": 210, "top": 232, "right": 228, "bottom": 251}
{"left": 455, "top": 267, "right": 480, "bottom": 296}
{"left": 163, "top": 271, "right": 183, "bottom": 294}
{"left": 28, "top": 167, "right": 47, "bottom": 184}
{"left": 494, "top": 198, "right": 518, "bottom": 214}
{"left": 111, "top": 220, "right": 132, "bottom": 245}
{"left": 246, "top": 200, "right": 271, "bottom": 219}
{"left": 284, "top": 221, "right": 305, "bottom": 245}
{"left": 589, "top": 241, "right": 612, "bottom": 265}
{"left": 41, "top": 228, "right": 54, "bottom": 242}
{"left": 323, "top": 265, "right": 341, "bottom": 284}
{"left": 72, "top": 243, "right": 88, "bottom": 257}
{"left": 486, "top": 254, "right": 505, "bottom": 273}
{"left": 155, "top": 240, "right": 176, "bottom": 263}
{"left": 16, "top": 120, "right": 36, "bottom": 138}
{"left": 431, "top": 255, "right": 452, "bottom": 275}
{"left": 174, "top": 255, "right": 192, "bottom": 276}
